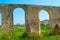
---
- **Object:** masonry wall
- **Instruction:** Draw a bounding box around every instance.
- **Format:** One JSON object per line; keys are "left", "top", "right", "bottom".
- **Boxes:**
{"left": 0, "top": 4, "right": 60, "bottom": 35}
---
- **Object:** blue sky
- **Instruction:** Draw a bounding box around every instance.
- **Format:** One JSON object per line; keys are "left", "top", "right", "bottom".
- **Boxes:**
{"left": 0, "top": 0, "right": 60, "bottom": 6}
{"left": 0, "top": 0, "right": 60, "bottom": 25}
{"left": 13, "top": 8, "right": 25, "bottom": 25}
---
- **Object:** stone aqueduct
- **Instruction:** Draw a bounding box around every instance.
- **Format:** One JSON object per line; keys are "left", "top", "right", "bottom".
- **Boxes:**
{"left": 0, "top": 4, "right": 60, "bottom": 35}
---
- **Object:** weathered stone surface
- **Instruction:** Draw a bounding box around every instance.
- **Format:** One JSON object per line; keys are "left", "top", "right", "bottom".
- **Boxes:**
{"left": 0, "top": 4, "right": 60, "bottom": 35}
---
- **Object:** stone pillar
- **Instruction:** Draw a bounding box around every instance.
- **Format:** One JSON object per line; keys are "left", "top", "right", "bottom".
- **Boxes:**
{"left": 26, "top": 17, "right": 40, "bottom": 35}
{"left": 49, "top": 9, "right": 60, "bottom": 35}
{"left": 29, "top": 18, "right": 40, "bottom": 34}
{"left": 49, "top": 20, "right": 55, "bottom": 35}
{"left": 2, "top": 6, "right": 13, "bottom": 34}
{"left": 25, "top": 6, "right": 40, "bottom": 35}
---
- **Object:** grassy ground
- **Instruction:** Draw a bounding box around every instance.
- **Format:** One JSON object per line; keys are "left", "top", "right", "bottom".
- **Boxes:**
{"left": 0, "top": 25, "right": 60, "bottom": 40}
{"left": 41, "top": 25, "right": 50, "bottom": 34}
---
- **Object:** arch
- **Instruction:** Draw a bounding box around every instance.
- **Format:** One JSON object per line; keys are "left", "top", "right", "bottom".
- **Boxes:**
{"left": 39, "top": 8, "right": 52, "bottom": 18}
{"left": 0, "top": 12, "right": 2, "bottom": 35}
{"left": 13, "top": 8, "right": 25, "bottom": 25}
{"left": 0, "top": 12, "right": 2, "bottom": 26}
{"left": 13, "top": 7, "right": 26, "bottom": 36}
{"left": 39, "top": 9, "right": 49, "bottom": 21}
{"left": 39, "top": 9, "right": 50, "bottom": 34}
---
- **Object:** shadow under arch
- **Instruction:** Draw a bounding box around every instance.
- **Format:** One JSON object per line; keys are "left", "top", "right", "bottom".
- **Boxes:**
{"left": 53, "top": 24, "right": 60, "bottom": 35}
{"left": 55, "top": 24, "right": 59, "bottom": 29}
{"left": 13, "top": 7, "right": 26, "bottom": 36}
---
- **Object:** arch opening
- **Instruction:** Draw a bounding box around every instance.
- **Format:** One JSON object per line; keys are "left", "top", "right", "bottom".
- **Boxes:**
{"left": 13, "top": 8, "right": 26, "bottom": 36}
{"left": 0, "top": 12, "right": 2, "bottom": 36}
{"left": 39, "top": 9, "right": 50, "bottom": 35}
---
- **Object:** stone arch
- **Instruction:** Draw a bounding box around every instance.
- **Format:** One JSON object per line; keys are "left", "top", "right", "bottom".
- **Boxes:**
{"left": 39, "top": 9, "right": 49, "bottom": 21}
{"left": 13, "top": 7, "right": 25, "bottom": 25}
{"left": 38, "top": 8, "right": 52, "bottom": 25}
{"left": 39, "top": 7, "right": 52, "bottom": 33}
{"left": 12, "top": 6, "right": 27, "bottom": 25}
{"left": 39, "top": 8, "right": 52, "bottom": 18}
{"left": 13, "top": 7, "right": 26, "bottom": 35}
{"left": 38, "top": 8, "right": 54, "bottom": 34}
{"left": 39, "top": 9, "right": 50, "bottom": 34}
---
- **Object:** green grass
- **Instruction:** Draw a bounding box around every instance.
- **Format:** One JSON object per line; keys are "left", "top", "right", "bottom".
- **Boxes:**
{"left": 14, "top": 25, "right": 26, "bottom": 36}
{"left": 0, "top": 25, "right": 60, "bottom": 40}
{"left": 41, "top": 25, "right": 50, "bottom": 34}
